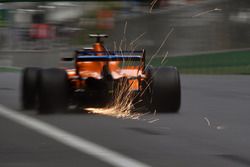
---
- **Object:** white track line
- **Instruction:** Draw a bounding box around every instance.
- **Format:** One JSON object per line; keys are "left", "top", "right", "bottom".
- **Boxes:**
{"left": 0, "top": 104, "right": 150, "bottom": 167}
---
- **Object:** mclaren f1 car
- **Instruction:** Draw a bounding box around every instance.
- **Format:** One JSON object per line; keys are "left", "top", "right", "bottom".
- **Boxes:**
{"left": 21, "top": 34, "right": 181, "bottom": 114}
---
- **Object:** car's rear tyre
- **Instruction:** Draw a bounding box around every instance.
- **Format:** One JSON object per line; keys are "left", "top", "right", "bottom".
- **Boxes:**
{"left": 21, "top": 67, "right": 40, "bottom": 110}
{"left": 148, "top": 67, "right": 181, "bottom": 113}
{"left": 38, "top": 68, "right": 69, "bottom": 114}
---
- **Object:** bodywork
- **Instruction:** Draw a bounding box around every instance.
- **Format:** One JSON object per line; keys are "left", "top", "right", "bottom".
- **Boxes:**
{"left": 63, "top": 35, "right": 147, "bottom": 95}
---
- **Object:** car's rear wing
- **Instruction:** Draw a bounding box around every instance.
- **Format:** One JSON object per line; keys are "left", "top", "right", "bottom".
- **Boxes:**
{"left": 76, "top": 55, "right": 142, "bottom": 61}
{"left": 62, "top": 50, "right": 146, "bottom": 73}
{"left": 62, "top": 50, "right": 145, "bottom": 62}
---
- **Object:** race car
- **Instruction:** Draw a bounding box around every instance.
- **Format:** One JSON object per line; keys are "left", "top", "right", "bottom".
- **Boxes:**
{"left": 21, "top": 34, "right": 181, "bottom": 114}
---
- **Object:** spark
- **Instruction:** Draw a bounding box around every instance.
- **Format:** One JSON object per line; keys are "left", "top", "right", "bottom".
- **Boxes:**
{"left": 132, "top": 106, "right": 146, "bottom": 113}
{"left": 148, "top": 118, "right": 159, "bottom": 123}
{"left": 85, "top": 78, "right": 158, "bottom": 121}
{"left": 145, "top": 28, "right": 174, "bottom": 70}
{"left": 216, "top": 126, "right": 225, "bottom": 130}
{"left": 129, "top": 32, "right": 146, "bottom": 47}
{"left": 204, "top": 117, "right": 211, "bottom": 126}
{"left": 139, "top": 79, "right": 153, "bottom": 98}
{"left": 153, "top": 109, "right": 157, "bottom": 116}
{"left": 119, "top": 40, "right": 123, "bottom": 51}
{"left": 161, "top": 51, "right": 169, "bottom": 64}
{"left": 119, "top": 21, "right": 128, "bottom": 50}
{"left": 139, "top": 112, "right": 151, "bottom": 117}
{"left": 150, "top": 0, "right": 157, "bottom": 5}
{"left": 85, "top": 107, "right": 142, "bottom": 120}
{"left": 133, "top": 99, "right": 143, "bottom": 106}
{"left": 86, "top": 78, "right": 142, "bottom": 119}
{"left": 192, "top": 8, "right": 222, "bottom": 18}
{"left": 149, "top": 0, "right": 159, "bottom": 13}
{"left": 123, "top": 21, "right": 128, "bottom": 36}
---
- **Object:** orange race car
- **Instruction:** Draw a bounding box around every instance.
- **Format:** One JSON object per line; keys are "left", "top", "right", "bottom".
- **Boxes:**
{"left": 21, "top": 34, "right": 181, "bottom": 114}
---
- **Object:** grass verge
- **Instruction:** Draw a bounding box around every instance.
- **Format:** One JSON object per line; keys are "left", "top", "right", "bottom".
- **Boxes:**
{"left": 0, "top": 67, "right": 21, "bottom": 72}
{"left": 150, "top": 50, "right": 250, "bottom": 74}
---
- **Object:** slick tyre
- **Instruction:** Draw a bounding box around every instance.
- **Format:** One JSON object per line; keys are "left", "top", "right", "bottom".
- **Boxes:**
{"left": 21, "top": 67, "right": 40, "bottom": 110}
{"left": 38, "top": 68, "right": 69, "bottom": 114}
{"left": 150, "top": 67, "right": 181, "bottom": 113}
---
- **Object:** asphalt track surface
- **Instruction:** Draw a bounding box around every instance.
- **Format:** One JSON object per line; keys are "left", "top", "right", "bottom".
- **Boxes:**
{"left": 0, "top": 72, "right": 250, "bottom": 167}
